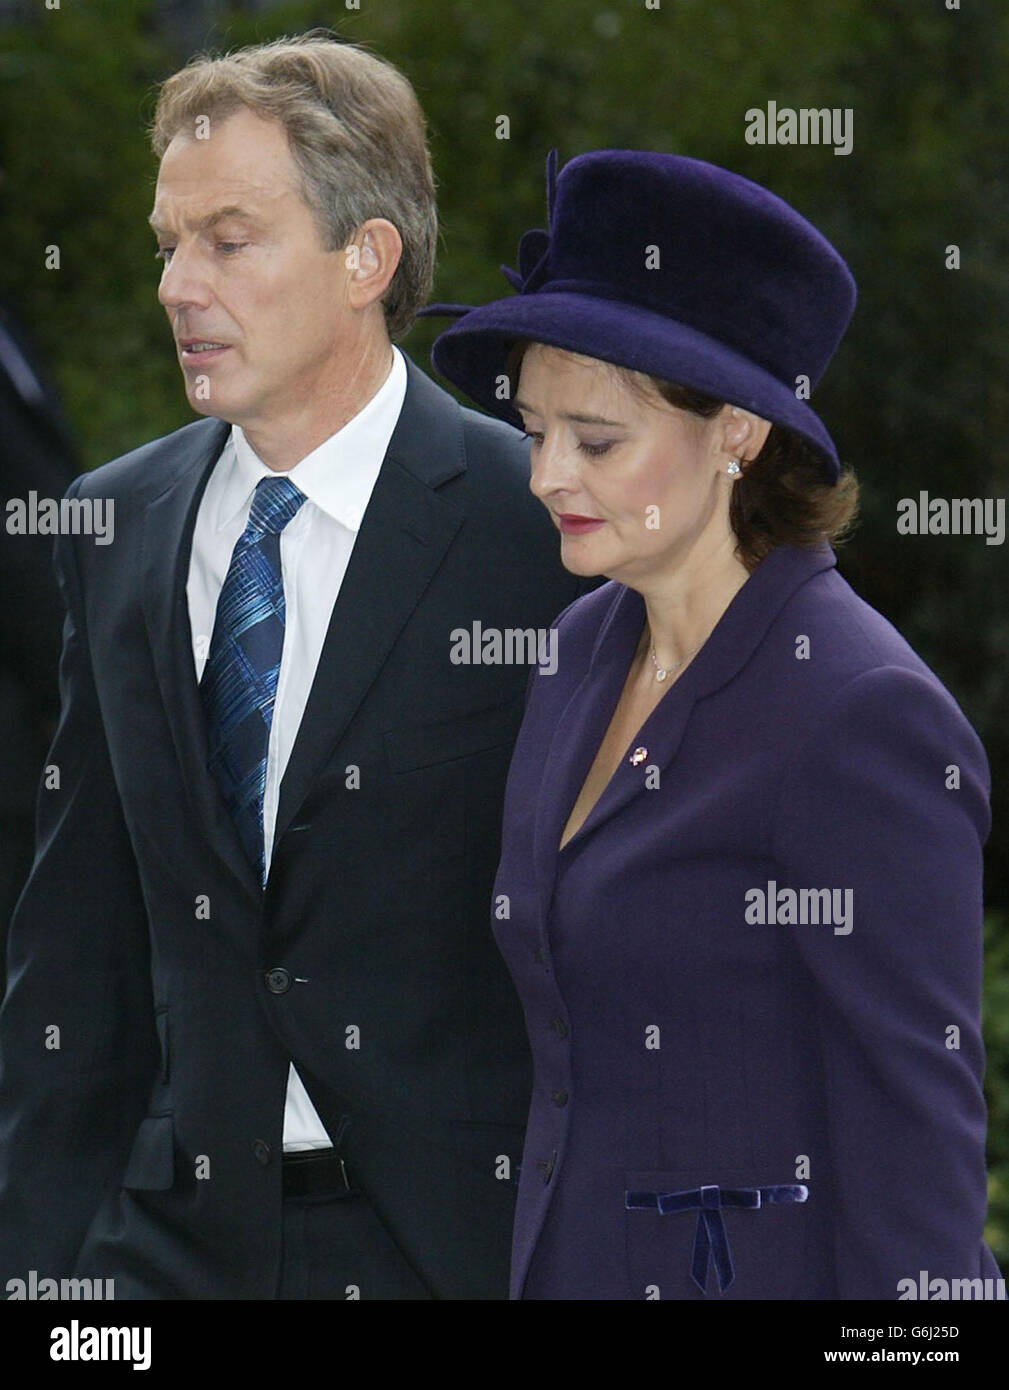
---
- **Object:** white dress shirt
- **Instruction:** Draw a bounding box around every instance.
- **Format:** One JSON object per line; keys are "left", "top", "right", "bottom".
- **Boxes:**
{"left": 186, "top": 345, "right": 407, "bottom": 1149}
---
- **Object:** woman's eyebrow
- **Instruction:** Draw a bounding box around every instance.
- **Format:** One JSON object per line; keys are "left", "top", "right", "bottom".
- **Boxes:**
{"left": 513, "top": 398, "right": 626, "bottom": 428}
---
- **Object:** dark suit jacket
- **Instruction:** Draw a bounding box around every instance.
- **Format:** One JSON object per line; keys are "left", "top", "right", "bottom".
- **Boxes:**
{"left": 0, "top": 355, "right": 586, "bottom": 1299}
{"left": 493, "top": 541, "right": 1001, "bottom": 1299}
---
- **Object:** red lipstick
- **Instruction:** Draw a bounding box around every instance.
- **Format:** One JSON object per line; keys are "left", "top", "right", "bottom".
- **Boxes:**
{"left": 557, "top": 513, "right": 607, "bottom": 535}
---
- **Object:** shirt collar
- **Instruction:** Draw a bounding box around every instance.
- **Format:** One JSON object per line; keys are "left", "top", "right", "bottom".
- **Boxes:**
{"left": 213, "top": 345, "right": 407, "bottom": 534}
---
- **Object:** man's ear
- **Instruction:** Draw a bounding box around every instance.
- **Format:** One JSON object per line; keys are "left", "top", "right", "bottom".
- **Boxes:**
{"left": 344, "top": 218, "right": 402, "bottom": 311}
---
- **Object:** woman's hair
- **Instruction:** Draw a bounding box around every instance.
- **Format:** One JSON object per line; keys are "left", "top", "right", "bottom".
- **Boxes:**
{"left": 150, "top": 32, "right": 437, "bottom": 340}
{"left": 506, "top": 341, "right": 858, "bottom": 572}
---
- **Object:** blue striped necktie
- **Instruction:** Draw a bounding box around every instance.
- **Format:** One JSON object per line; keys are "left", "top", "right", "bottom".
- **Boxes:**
{"left": 200, "top": 474, "right": 306, "bottom": 885}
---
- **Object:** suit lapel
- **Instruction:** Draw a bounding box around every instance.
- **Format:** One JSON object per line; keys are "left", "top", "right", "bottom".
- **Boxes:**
{"left": 532, "top": 544, "right": 838, "bottom": 904}
{"left": 141, "top": 417, "right": 264, "bottom": 911}
{"left": 140, "top": 361, "right": 468, "bottom": 905}
{"left": 531, "top": 584, "right": 700, "bottom": 899}
{"left": 272, "top": 358, "right": 468, "bottom": 848}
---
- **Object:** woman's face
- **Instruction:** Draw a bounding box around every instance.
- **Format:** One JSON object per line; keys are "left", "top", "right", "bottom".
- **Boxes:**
{"left": 515, "top": 343, "right": 738, "bottom": 586}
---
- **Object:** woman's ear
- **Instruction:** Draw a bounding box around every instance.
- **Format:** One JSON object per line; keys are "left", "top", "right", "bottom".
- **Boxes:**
{"left": 722, "top": 405, "right": 772, "bottom": 464}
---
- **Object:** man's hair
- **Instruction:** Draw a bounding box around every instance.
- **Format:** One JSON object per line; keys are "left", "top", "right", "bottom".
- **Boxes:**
{"left": 150, "top": 32, "right": 437, "bottom": 339}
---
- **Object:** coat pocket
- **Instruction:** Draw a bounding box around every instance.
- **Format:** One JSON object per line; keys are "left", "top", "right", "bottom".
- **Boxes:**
{"left": 122, "top": 1114, "right": 175, "bottom": 1192}
{"left": 624, "top": 1168, "right": 809, "bottom": 1300}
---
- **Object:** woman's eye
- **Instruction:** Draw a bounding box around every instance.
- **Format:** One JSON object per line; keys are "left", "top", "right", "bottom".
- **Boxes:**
{"left": 217, "top": 242, "right": 246, "bottom": 255}
{"left": 155, "top": 248, "right": 174, "bottom": 263}
{"left": 521, "top": 432, "right": 615, "bottom": 457}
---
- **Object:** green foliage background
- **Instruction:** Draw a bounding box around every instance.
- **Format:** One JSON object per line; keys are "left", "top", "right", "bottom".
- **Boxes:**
{"left": 1, "top": 0, "right": 1006, "bottom": 1271}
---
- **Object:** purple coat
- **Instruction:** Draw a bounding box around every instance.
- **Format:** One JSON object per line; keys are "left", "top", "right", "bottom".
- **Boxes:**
{"left": 493, "top": 541, "right": 1001, "bottom": 1299}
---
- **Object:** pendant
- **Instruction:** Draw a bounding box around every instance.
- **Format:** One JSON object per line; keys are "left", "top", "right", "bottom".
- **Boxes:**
{"left": 655, "top": 667, "right": 668, "bottom": 681}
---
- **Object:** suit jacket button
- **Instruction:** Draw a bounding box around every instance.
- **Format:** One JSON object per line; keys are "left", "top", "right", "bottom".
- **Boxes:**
{"left": 550, "top": 1016, "right": 568, "bottom": 1037}
{"left": 551, "top": 1089, "right": 568, "bottom": 1107}
{"left": 253, "top": 1139, "right": 271, "bottom": 1165}
{"left": 265, "top": 967, "right": 292, "bottom": 994}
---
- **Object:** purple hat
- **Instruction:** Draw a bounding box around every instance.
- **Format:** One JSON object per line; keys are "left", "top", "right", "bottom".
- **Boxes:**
{"left": 424, "top": 149, "right": 857, "bottom": 480}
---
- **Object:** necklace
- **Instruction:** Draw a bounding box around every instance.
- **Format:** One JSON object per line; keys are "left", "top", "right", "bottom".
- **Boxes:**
{"left": 648, "top": 636, "right": 704, "bottom": 683}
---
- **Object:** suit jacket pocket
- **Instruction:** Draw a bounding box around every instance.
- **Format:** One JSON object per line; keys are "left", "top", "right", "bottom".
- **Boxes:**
{"left": 122, "top": 1114, "right": 175, "bottom": 1192}
{"left": 384, "top": 698, "right": 523, "bottom": 773}
{"left": 624, "top": 1168, "right": 809, "bottom": 1301}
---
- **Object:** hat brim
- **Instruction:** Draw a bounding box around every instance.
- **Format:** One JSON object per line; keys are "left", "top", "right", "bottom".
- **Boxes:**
{"left": 430, "top": 292, "right": 841, "bottom": 479}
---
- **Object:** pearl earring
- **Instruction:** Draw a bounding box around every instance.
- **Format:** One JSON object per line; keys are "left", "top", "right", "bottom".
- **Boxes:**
{"left": 727, "top": 459, "right": 741, "bottom": 476}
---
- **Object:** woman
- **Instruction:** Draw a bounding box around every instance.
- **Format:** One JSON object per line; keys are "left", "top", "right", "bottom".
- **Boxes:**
{"left": 426, "top": 150, "right": 1001, "bottom": 1299}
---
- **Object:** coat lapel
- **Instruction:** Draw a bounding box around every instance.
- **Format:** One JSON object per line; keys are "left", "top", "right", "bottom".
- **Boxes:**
{"left": 532, "top": 544, "right": 838, "bottom": 903}
{"left": 532, "top": 586, "right": 642, "bottom": 895}
{"left": 141, "top": 417, "right": 264, "bottom": 912}
{"left": 272, "top": 358, "right": 468, "bottom": 848}
{"left": 140, "top": 360, "right": 468, "bottom": 907}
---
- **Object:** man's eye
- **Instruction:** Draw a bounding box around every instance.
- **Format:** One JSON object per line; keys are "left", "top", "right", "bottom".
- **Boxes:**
{"left": 522, "top": 430, "right": 544, "bottom": 448}
{"left": 155, "top": 247, "right": 174, "bottom": 263}
{"left": 216, "top": 242, "right": 246, "bottom": 255}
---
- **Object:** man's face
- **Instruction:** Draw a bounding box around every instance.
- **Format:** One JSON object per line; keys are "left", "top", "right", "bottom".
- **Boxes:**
{"left": 150, "top": 106, "right": 353, "bottom": 431}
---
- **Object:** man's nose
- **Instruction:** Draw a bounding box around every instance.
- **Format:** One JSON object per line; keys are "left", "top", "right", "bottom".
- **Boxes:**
{"left": 157, "top": 244, "right": 213, "bottom": 312}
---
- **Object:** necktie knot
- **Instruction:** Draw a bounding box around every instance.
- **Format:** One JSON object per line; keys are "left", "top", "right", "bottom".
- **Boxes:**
{"left": 246, "top": 475, "right": 305, "bottom": 539}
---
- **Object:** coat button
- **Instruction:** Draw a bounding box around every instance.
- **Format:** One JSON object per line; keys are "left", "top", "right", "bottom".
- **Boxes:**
{"left": 551, "top": 1089, "right": 568, "bottom": 1107}
{"left": 265, "top": 967, "right": 292, "bottom": 994}
{"left": 550, "top": 1016, "right": 568, "bottom": 1037}
{"left": 253, "top": 1139, "right": 271, "bottom": 1165}
{"left": 537, "top": 1150, "right": 557, "bottom": 1184}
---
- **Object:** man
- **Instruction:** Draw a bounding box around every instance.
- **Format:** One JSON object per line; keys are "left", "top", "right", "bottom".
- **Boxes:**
{"left": 0, "top": 35, "right": 585, "bottom": 1299}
